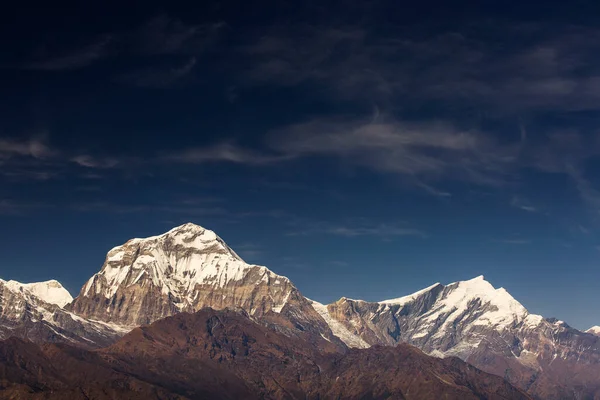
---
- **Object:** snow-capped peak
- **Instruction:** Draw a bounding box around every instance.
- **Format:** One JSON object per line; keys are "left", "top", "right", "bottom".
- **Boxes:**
{"left": 435, "top": 275, "right": 528, "bottom": 326}
{"left": 380, "top": 282, "right": 441, "bottom": 305}
{"left": 82, "top": 223, "right": 285, "bottom": 303}
{"left": 122, "top": 222, "right": 243, "bottom": 261}
{"left": 1, "top": 278, "right": 73, "bottom": 307}
{"left": 587, "top": 326, "right": 600, "bottom": 336}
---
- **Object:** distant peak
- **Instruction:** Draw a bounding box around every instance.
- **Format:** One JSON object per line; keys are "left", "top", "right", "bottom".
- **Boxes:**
{"left": 2, "top": 279, "right": 73, "bottom": 307}
{"left": 586, "top": 326, "right": 600, "bottom": 336}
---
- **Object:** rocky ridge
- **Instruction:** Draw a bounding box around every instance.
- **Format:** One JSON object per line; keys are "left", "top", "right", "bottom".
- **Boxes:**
{"left": 0, "top": 308, "right": 532, "bottom": 400}
{"left": 312, "top": 276, "right": 600, "bottom": 399}
{"left": 0, "top": 279, "right": 127, "bottom": 348}
{"left": 1, "top": 222, "right": 599, "bottom": 399}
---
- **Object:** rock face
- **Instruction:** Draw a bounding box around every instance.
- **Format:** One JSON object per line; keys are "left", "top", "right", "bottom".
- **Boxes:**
{"left": 69, "top": 223, "right": 343, "bottom": 348}
{"left": 0, "top": 308, "right": 532, "bottom": 400}
{"left": 0, "top": 279, "right": 126, "bottom": 348}
{"left": 313, "top": 276, "right": 600, "bottom": 400}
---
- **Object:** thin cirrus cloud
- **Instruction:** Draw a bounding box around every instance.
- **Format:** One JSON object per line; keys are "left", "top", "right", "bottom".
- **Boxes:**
{"left": 162, "top": 142, "right": 294, "bottom": 165}
{"left": 238, "top": 22, "right": 600, "bottom": 112}
{"left": 286, "top": 221, "right": 426, "bottom": 239}
{"left": 70, "top": 155, "right": 120, "bottom": 169}
{"left": 124, "top": 15, "right": 226, "bottom": 56}
{"left": 19, "top": 15, "right": 225, "bottom": 72}
{"left": 0, "top": 137, "right": 55, "bottom": 160}
{"left": 116, "top": 57, "right": 197, "bottom": 88}
{"left": 510, "top": 196, "right": 538, "bottom": 213}
{"left": 163, "top": 116, "right": 515, "bottom": 185}
{"left": 23, "top": 36, "right": 113, "bottom": 71}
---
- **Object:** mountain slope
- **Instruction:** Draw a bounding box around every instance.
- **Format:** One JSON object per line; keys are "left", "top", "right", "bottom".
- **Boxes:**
{"left": 587, "top": 326, "right": 600, "bottom": 336}
{"left": 0, "top": 278, "right": 128, "bottom": 348}
{"left": 314, "top": 276, "right": 600, "bottom": 400}
{"left": 0, "top": 308, "right": 532, "bottom": 400}
{"left": 69, "top": 223, "right": 344, "bottom": 348}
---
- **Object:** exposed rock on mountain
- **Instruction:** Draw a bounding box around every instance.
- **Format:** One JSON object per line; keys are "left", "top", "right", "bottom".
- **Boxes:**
{"left": 0, "top": 308, "right": 532, "bottom": 400}
{"left": 0, "top": 278, "right": 128, "bottom": 348}
{"left": 69, "top": 223, "right": 343, "bottom": 348}
{"left": 313, "top": 276, "right": 600, "bottom": 400}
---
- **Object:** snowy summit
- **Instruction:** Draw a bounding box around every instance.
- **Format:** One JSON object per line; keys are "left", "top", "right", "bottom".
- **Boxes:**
{"left": 1, "top": 278, "right": 73, "bottom": 307}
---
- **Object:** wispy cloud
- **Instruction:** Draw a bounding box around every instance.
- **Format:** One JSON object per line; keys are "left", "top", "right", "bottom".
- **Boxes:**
{"left": 117, "top": 57, "right": 197, "bottom": 88}
{"left": 238, "top": 23, "right": 600, "bottom": 111}
{"left": 233, "top": 243, "right": 264, "bottom": 261}
{"left": 0, "top": 137, "right": 55, "bottom": 160}
{"left": 492, "top": 238, "right": 532, "bottom": 245}
{"left": 266, "top": 115, "right": 516, "bottom": 186}
{"left": 510, "top": 196, "right": 538, "bottom": 212}
{"left": 124, "top": 15, "right": 226, "bottom": 56}
{"left": 23, "top": 36, "right": 112, "bottom": 71}
{"left": 71, "top": 155, "right": 120, "bottom": 169}
{"left": 565, "top": 164, "right": 600, "bottom": 212}
{"left": 0, "top": 199, "right": 49, "bottom": 215}
{"left": 19, "top": 15, "right": 225, "bottom": 72}
{"left": 163, "top": 142, "right": 292, "bottom": 165}
{"left": 287, "top": 220, "right": 426, "bottom": 239}
{"left": 72, "top": 201, "right": 227, "bottom": 216}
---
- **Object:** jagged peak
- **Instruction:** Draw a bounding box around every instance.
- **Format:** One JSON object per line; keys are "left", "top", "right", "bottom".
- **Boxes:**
{"left": 82, "top": 224, "right": 287, "bottom": 300}
{"left": 1, "top": 278, "right": 73, "bottom": 307}
{"left": 107, "top": 223, "right": 243, "bottom": 262}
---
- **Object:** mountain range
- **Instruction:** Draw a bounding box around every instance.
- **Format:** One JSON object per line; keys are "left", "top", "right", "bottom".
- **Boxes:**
{"left": 1, "top": 222, "right": 599, "bottom": 399}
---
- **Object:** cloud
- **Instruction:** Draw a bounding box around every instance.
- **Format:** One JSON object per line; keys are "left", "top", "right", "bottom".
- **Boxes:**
{"left": 19, "top": 15, "right": 225, "bottom": 72}
{"left": 163, "top": 142, "right": 292, "bottom": 165}
{"left": 23, "top": 36, "right": 112, "bottom": 71}
{"left": 233, "top": 243, "right": 264, "bottom": 261}
{"left": 0, "top": 199, "right": 49, "bottom": 215}
{"left": 492, "top": 238, "right": 531, "bottom": 245}
{"left": 415, "top": 182, "right": 452, "bottom": 197}
{"left": 71, "top": 155, "right": 120, "bottom": 169}
{"left": 238, "top": 23, "right": 600, "bottom": 112}
{"left": 510, "top": 196, "right": 538, "bottom": 212}
{"left": 565, "top": 164, "right": 600, "bottom": 212}
{"left": 287, "top": 220, "right": 426, "bottom": 239}
{"left": 117, "top": 57, "right": 197, "bottom": 88}
{"left": 266, "top": 115, "right": 516, "bottom": 186}
{"left": 125, "top": 15, "right": 226, "bottom": 56}
{"left": 72, "top": 201, "right": 227, "bottom": 216}
{"left": 0, "top": 137, "right": 55, "bottom": 160}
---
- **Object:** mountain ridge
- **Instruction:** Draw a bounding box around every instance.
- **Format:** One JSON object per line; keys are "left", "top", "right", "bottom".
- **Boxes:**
{"left": 1, "top": 222, "right": 599, "bottom": 399}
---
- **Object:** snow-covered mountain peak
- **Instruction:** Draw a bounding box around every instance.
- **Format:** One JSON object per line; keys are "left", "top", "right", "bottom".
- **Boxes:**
{"left": 121, "top": 222, "right": 242, "bottom": 261}
{"left": 73, "top": 223, "right": 305, "bottom": 328}
{"left": 379, "top": 282, "right": 442, "bottom": 305}
{"left": 84, "top": 223, "right": 261, "bottom": 299}
{"left": 1, "top": 278, "right": 73, "bottom": 307}
{"left": 587, "top": 326, "right": 600, "bottom": 336}
{"left": 440, "top": 275, "right": 528, "bottom": 326}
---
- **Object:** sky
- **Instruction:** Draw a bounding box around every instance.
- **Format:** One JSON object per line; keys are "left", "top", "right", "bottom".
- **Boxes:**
{"left": 1, "top": 0, "right": 600, "bottom": 330}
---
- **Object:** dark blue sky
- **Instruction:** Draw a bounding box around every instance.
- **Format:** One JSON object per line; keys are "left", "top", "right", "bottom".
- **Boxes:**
{"left": 2, "top": 0, "right": 600, "bottom": 330}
